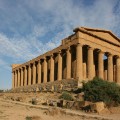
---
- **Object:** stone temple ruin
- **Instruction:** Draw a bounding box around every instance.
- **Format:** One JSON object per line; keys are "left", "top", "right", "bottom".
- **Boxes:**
{"left": 11, "top": 27, "right": 120, "bottom": 92}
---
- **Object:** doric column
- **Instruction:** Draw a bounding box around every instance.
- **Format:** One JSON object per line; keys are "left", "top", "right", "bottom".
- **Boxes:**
{"left": 43, "top": 58, "right": 47, "bottom": 83}
{"left": 24, "top": 66, "right": 28, "bottom": 86}
{"left": 15, "top": 70, "right": 17, "bottom": 88}
{"left": 33, "top": 62, "right": 36, "bottom": 84}
{"left": 108, "top": 54, "right": 113, "bottom": 82}
{"left": 14, "top": 71, "right": 16, "bottom": 88}
{"left": 38, "top": 60, "right": 41, "bottom": 84}
{"left": 15, "top": 70, "right": 18, "bottom": 87}
{"left": 23, "top": 68, "right": 25, "bottom": 86}
{"left": 58, "top": 51, "right": 62, "bottom": 80}
{"left": 113, "top": 65, "right": 116, "bottom": 82}
{"left": 19, "top": 69, "right": 21, "bottom": 87}
{"left": 87, "top": 47, "right": 94, "bottom": 80}
{"left": 104, "top": 70, "right": 107, "bottom": 80}
{"left": 76, "top": 43, "right": 83, "bottom": 80}
{"left": 18, "top": 69, "right": 20, "bottom": 87}
{"left": 21, "top": 68, "right": 23, "bottom": 86}
{"left": 28, "top": 64, "right": 31, "bottom": 85}
{"left": 83, "top": 63, "right": 86, "bottom": 79}
{"left": 12, "top": 72, "right": 15, "bottom": 88}
{"left": 50, "top": 55, "right": 54, "bottom": 82}
{"left": 98, "top": 50, "right": 104, "bottom": 79}
{"left": 116, "top": 57, "right": 120, "bottom": 84}
{"left": 93, "top": 64, "right": 95, "bottom": 77}
{"left": 66, "top": 47, "right": 71, "bottom": 79}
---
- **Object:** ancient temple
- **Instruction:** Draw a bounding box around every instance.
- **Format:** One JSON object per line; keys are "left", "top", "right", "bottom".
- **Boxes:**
{"left": 12, "top": 27, "right": 120, "bottom": 90}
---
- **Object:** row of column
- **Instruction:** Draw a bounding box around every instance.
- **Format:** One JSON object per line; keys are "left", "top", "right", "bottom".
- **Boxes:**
{"left": 76, "top": 43, "right": 120, "bottom": 83}
{"left": 12, "top": 47, "right": 72, "bottom": 88}
{"left": 12, "top": 43, "right": 120, "bottom": 88}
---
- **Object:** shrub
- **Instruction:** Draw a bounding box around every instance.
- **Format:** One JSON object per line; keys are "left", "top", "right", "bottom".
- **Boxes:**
{"left": 31, "top": 98, "right": 37, "bottom": 105}
{"left": 59, "top": 91, "right": 73, "bottom": 101}
{"left": 82, "top": 77, "right": 120, "bottom": 107}
{"left": 26, "top": 116, "right": 32, "bottom": 120}
{"left": 0, "top": 90, "right": 3, "bottom": 93}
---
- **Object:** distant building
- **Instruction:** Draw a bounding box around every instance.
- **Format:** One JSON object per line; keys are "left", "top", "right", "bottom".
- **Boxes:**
{"left": 12, "top": 27, "right": 120, "bottom": 91}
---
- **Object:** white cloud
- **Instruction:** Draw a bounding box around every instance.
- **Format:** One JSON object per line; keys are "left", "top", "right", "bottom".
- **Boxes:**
{"left": 0, "top": 0, "right": 120, "bottom": 71}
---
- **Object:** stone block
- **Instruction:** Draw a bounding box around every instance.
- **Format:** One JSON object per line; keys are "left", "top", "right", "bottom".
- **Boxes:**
{"left": 57, "top": 99, "right": 63, "bottom": 107}
{"left": 52, "top": 101, "right": 58, "bottom": 107}
{"left": 77, "top": 92, "right": 84, "bottom": 101}
{"left": 66, "top": 101, "right": 74, "bottom": 109}
{"left": 72, "top": 101, "right": 81, "bottom": 110}
{"left": 36, "top": 87, "right": 39, "bottom": 92}
{"left": 51, "top": 85, "right": 54, "bottom": 92}
{"left": 63, "top": 100, "right": 68, "bottom": 107}
{"left": 77, "top": 81, "right": 83, "bottom": 88}
{"left": 90, "top": 102, "right": 105, "bottom": 113}
{"left": 73, "top": 101, "right": 92, "bottom": 111}
{"left": 38, "top": 98, "right": 47, "bottom": 105}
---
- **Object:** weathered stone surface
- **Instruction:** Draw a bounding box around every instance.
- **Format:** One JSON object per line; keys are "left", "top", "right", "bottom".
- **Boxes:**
{"left": 79, "top": 101, "right": 93, "bottom": 112}
{"left": 57, "top": 99, "right": 63, "bottom": 107}
{"left": 77, "top": 92, "right": 84, "bottom": 101}
{"left": 66, "top": 101, "right": 74, "bottom": 109}
{"left": 36, "top": 87, "right": 39, "bottom": 92}
{"left": 72, "top": 101, "right": 81, "bottom": 110}
{"left": 63, "top": 100, "right": 68, "bottom": 107}
{"left": 90, "top": 102, "right": 105, "bottom": 113}
{"left": 12, "top": 79, "right": 78, "bottom": 93}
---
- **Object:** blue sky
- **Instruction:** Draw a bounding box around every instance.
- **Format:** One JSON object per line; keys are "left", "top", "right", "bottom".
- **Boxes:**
{"left": 0, "top": 0, "right": 120, "bottom": 90}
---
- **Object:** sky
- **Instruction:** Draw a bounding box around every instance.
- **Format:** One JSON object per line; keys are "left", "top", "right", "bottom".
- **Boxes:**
{"left": 0, "top": 0, "right": 120, "bottom": 90}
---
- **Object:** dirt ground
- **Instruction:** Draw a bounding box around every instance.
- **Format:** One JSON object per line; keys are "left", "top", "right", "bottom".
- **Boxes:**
{"left": 0, "top": 93, "right": 120, "bottom": 120}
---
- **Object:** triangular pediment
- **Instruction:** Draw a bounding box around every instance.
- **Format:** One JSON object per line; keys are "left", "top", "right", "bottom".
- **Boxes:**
{"left": 81, "top": 27, "right": 120, "bottom": 46}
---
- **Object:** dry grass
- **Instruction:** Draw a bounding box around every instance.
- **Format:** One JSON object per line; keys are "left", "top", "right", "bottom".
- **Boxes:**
{"left": 0, "top": 111, "right": 3, "bottom": 114}
{"left": 26, "top": 116, "right": 42, "bottom": 120}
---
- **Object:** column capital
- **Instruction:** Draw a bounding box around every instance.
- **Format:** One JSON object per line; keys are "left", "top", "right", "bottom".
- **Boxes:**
{"left": 20, "top": 67, "right": 22, "bottom": 70}
{"left": 108, "top": 53, "right": 113, "bottom": 57}
{"left": 115, "top": 55, "right": 120, "bottom": 59}
{"left": 33, "top": 62, "right": 36, "bottom": 65}
{"left": 76, "top": 43, "right": 83, "bottom": 47}
{"left": 87, "top": 46, "right": 94, "bottom": 50}
{"left": 29, "top": 63, "right": 32, "bottom": 67}
{"left": 66, "top": 46, "right": 71, "bottom": 53}
{"left": 67, "top": 46, "right": 70, "bottom": 50}
{"left": 58, "top": 50, "right": 62, "bottom": 54}
{"left": 50, "top": 54, "right": 54, "bottom": 58}
{"left": 57, "top": 50, "right": 62, "bottom": 56}
{"left": 37, "top": 59, "right": 41, "bottom": 63}
{"left": 43, "top": 57, "right": 47, "bottom": 61}
{"left": 22, "top": 65, "right": 27, "bottom": 69}
{"left": 22, "top": 66, "right": 25, "bottom": 69}
{"left": 98, "top": 49, "right": 105, "bottom": 54}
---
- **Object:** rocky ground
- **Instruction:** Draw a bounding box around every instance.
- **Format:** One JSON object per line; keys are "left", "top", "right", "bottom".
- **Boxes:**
{"left": 0, "top": 92, "right": 120, "bottom": 120}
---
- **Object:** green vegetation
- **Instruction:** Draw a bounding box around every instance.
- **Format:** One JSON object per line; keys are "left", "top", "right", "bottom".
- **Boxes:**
{"left": 82, "top": 77, "right": 120, "bottom": 107}
{"left": 31, "top": 98, "right": 37, "bottom": 105}
{"left": 59, "top": 91, "right": 73, "bottom": 101}
{"left": 26, "top": 116, "right": 32, "bottom": 120}
{"left": 0, "top": 90, "right": 3, "bottom": 93}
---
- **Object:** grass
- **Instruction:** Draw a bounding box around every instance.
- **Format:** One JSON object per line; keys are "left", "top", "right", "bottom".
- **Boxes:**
{"left": 26, "top": 116, "right": 32, "bottom": 120}
{"left": 26, "top": 115, "right": 41, "bottom": 120}
{"left": 0, "top": 111, "right": 3, "bottom": 114}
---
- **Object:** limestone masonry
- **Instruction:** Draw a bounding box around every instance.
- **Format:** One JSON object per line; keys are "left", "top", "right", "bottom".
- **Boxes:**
{"left": 11, "top": 27, "right": 120, "bottom": 91}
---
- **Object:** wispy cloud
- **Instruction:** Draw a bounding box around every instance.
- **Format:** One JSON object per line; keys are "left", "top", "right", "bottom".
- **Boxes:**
{"left": 0, "top": 0, "right": 120, "bottom": 70}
